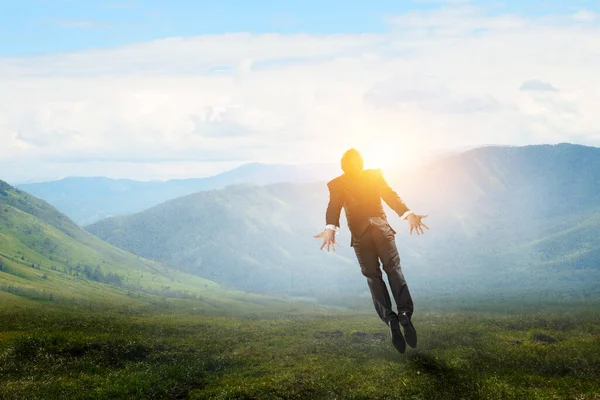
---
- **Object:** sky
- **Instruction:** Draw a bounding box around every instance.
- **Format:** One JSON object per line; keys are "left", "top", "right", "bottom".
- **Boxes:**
{"left": 1, "top": 0, "right": 600, "bottom": 183}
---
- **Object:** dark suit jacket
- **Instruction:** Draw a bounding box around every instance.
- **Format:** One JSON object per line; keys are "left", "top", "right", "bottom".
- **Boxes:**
{"left": 325, "top": 169, "right": 410, "bottom": 247}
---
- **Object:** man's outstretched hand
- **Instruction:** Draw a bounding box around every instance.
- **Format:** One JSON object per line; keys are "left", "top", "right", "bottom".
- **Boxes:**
{"left": 407, "top": 214, "right": 429, "bottom": 236}
{"left": 314, "top": 229, "right": 340, "bottom": 252}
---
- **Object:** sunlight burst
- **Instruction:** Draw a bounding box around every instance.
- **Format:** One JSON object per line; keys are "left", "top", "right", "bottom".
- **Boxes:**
{"left": 361, "top": 145, "right": 404, "bottom": 171}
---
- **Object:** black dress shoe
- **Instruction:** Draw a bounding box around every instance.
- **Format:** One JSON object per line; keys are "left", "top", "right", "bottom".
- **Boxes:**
{"left": 388, "top": 318, "right": 406, "bottom": 354}
{"left": 398, "top": 312, "right": 417, "bottom": 348}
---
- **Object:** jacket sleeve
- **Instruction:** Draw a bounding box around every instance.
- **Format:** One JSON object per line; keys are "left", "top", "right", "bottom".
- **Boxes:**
{"left": 325, "top": 180, "right": 344, "bottom": 228}
{"left": 375, "top": 169, "right": 411, "bottom": 218}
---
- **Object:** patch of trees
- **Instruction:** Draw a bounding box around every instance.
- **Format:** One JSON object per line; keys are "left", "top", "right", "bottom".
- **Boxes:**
{"left": 124, "top": 282, "right": 200, "bottom": 300}
{"left": 0, "top": 283, "right": 54, "bottom": 301}
{"left": 151, "top": 286, "right": 199, "bottom": 300}
{"left": 74, "top": 264, "right": 125, "bottom": 287}
{"left": 0, "top": 180, "right": 9, "bottom": 196}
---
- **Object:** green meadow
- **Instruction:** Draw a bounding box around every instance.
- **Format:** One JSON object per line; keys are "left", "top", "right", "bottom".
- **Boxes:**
{"left": 1, "top": 296, "right": 599, "bottom": 400}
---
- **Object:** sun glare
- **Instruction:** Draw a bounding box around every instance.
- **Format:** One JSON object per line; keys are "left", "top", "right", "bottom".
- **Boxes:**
{"left": 361, "top": 146, "right": 403, "bottom": 172}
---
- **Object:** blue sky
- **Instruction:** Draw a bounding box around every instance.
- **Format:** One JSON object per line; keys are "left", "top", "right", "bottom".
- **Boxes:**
{"left": 1, "top": 0, "right": 599, "bottom": 183}
{"left": 3, "top": 0, "right": 599, "bottom": 55}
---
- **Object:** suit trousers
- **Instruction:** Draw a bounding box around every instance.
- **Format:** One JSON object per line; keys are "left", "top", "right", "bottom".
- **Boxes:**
{"left": 353, "top": 223, "right": 414, "bottom": 324}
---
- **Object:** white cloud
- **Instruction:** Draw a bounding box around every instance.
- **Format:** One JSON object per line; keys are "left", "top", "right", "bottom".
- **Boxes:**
{"left": 385, "top": 6, "right": 525, "bottom": 35}
{"left": 364, "top": 77, "right": 502, "bottom": 113}
{"left": 1, "top": 6, "right": 600, "bottom": 183}
{"left": 571, "top": 10, "right": 597, "bottom": 23}
{"left": 520, "top": 79, "right": 559, "bottom": 92}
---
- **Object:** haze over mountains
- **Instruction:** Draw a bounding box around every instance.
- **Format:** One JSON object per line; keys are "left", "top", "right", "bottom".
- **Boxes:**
{"left": 2, "top": 143, "right": 598, "bottom": 306}
{"left": 0, "top": 179, "right": 287, "bottom": 311}
{"left": 17, "top": 162, "right": 339, "bottom": 225}
{"left": 86, "top": 144, "right": 600, "bottom": 299}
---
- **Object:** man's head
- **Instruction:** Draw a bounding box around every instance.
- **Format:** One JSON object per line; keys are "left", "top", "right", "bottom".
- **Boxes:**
{"left": 341, "top": 148, "right": 364, "bottom": 175}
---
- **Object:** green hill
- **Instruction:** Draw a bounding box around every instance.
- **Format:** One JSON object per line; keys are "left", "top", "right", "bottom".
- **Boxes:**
{"left": 86, "top": 182, "right": 359, "bottom": 295}
{"left": 87, "top": 144, "right": 600, "bottom": 297}
{"left": 0, "top": 179, "right": 290, "bottom": 312}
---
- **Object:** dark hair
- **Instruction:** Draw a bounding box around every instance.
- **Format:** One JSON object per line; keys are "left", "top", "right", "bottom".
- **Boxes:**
{"left": 341, "top": 148, "right": 364, "bottom": 174}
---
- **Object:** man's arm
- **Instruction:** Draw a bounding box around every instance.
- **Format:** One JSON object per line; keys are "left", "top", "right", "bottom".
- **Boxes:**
{"left": 314, "top": 180, "right": 343, "bottom": 251}
{"left": 325, "top": 180, "right": 344, "bottom": 231}
{"left": 375, "top": 169, "right": 430, "bottom": 235}
{"left": 375, "top": 169, "right": 413, "bottom": 220}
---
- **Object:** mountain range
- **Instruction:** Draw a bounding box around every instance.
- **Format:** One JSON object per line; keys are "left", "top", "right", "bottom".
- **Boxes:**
{"left": 86, "top": 143, "right": 600, "bottom": 299}
{"left": 17, "top": 162, "right": 339, "bottom": 225}
{"left": 3, "top": 143, "right": 598, "bottom": 306}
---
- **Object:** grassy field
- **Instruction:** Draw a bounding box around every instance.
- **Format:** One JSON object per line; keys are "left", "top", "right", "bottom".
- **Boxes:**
{"left": 1, "top": 298, "right": 599, "bottom": 400}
